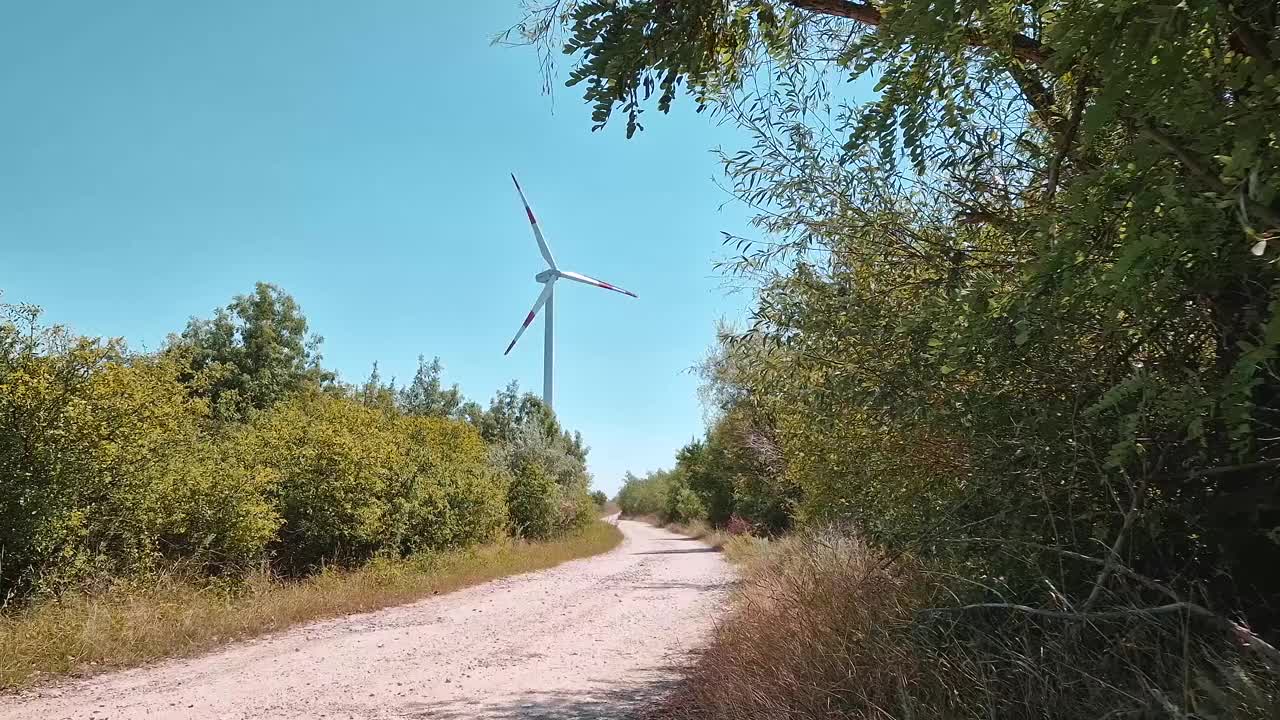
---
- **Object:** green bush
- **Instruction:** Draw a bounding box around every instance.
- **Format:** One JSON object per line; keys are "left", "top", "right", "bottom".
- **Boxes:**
{"left": 664, "top": 477, "right": 706, "bottom": 525}
{"left": 232, "top": 393, "right": 508, "bottom": 572}
{"left": 506, "top": 461, "right": 559, "bottom": 539}
{"left": 556, "top": 487, "right": 597, "bottom": 533}
{"left": 230, "top": 394, "right": 401, "bottom": 571}
{"left": 0, "top": 311, "right": 279, "bottom": 598}
{"left": 396, "top": 415, "right": 508, "bottom": 552}
{"left": 616, "top": 470, "right": 673, "bottom": 517}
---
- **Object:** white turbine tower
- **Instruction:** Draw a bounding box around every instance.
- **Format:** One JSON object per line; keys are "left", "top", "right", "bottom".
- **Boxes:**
{"left": 503, "top": 175, "right": 637, "bottom": 410}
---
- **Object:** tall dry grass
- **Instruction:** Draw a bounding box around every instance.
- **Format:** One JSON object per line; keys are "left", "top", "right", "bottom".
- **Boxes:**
{"left": 660, "top": 517, "right": 768, "bottom": 560}
{"left": 1, "top": 521, "right": 622, "bottom": 690}
{"left": 657, "top": 527, "right": 1280, "bottom": 719}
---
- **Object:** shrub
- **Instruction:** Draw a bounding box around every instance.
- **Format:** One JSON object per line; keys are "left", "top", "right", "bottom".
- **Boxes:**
{"left": 230, "top": 394, "right": 401, "bottom": 571}
{"left": 0, "top": 297, "right": 592, "bottom": 604}
{"left": 395, "top": 415, "right": 508, "bottom": 552}
{"left": 664, "top": 477, "right": 706, "bottom": 525}
{"left": 0, "top": 311, "right": 279, "bottom": 598}
{"left": 616, "top": 470, "right": 673, "bottom": 517}
{"left": 556, "top": 488, "right": 597, "bottom": 533}
{"left": 506, "top": 461, "right": 559, "bottom": 539}
{"left": 233, "top": 393, "right": 507, "bottom": 572}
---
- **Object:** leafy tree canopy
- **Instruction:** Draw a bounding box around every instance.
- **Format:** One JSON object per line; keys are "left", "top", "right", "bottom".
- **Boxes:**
{"left": 513, "top": 0, "right": 1280, "bottom": 631}
{"left": 399, "top": 355, "right": 464, "bottom": 418}
{"left": 168, "top": 282, "right": 332, "bottom": 420}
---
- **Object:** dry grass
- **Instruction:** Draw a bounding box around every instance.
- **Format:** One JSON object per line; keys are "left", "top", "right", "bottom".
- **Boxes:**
{"left": 655, "top": 526, "right": 1280, "bottom": 720}
{"left": 663, "top": 520, "right": 730, "bottom": 548}
{"left": 0, "top": 521, "right": 622, "bottom": 691}
{"left": 658, "top": 528, "right": 936, "bottom": 720}
{"left": 661, "top": 520, "right": 768, "bottom": 562}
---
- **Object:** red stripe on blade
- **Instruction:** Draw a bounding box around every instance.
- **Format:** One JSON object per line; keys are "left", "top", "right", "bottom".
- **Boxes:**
{"left": 525, "top": 207, "right": 537, "bottom": 224}
{"left": 523, "top": 311, "right": 535, "bottom": 326}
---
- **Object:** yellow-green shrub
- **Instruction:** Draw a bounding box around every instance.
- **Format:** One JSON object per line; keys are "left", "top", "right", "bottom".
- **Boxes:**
{"left": 0, "top": 318, "right": 279, "bottom": 598}
{"left": 232, "top": 393, "right": 507, "bottom": 572}
{"left": 394, "top": 415, "right": 508, "bottom": 552}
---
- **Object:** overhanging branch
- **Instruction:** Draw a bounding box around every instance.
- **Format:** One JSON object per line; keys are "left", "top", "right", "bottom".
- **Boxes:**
{"left": 785, "top": 0, "right": 1051, "bottom": 67}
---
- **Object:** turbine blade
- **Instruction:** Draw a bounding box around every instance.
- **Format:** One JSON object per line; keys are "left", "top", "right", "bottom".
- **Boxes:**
{"left": 557, "top": 270, "right": 638, "bottom": 298}
{"left": 511, "top": 174, "right": 558, "bottom": 269}
{"left": 503, "top": 283, "right": 555, "bottom": 355}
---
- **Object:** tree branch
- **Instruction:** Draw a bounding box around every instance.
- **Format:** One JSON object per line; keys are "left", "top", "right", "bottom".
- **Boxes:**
{"left": 1143, "top": 121, "right": 1280, "bottom": 230}
{"left": 1045, "top": 74, "right": 1088, "bottom": 201}
{"left": 1188, "top": 457, "right": 1280, "bottom": 479}
{"left": 785, "top": 0, "right": 1051, "bottom": 66}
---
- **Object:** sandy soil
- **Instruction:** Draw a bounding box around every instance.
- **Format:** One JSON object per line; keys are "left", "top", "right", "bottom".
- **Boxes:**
{"left": 0, "top": 519, "right": 731, "bottom": 720}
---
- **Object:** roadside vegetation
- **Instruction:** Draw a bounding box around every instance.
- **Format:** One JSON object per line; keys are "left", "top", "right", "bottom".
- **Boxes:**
{"left": 0, "top": 284, "right": 613, "bottom": 688}
{"left": 0, "top": 521, "right": 620, "bottom": 689}
{"left": 537, "top": 0, "right": 1280, "bottom": 716}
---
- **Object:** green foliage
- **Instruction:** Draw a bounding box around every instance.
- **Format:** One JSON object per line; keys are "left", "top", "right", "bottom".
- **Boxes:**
{"left": 553, "top": 0, "right": 789, "bottom": 137}
{"left": 529, "top": 0, "right": 1280, "bottom": 623}
{"left": 398, "top": 355, "right": 463, "bottom": 418}
{"left": 505, "top": 461, "right": 560, "bottom": 539}
{"left": 476, "top": 382, "right": 597, "bottom": 538}
{"left": 589, "top": 489, "right": 608, "bottom": 507}
{"left": 358, "top": 361, "right": 397, "bottom": 412}
{"left": 0, "top": 305, "right": 278, "bottom": 598}
{"left": 522, "top": 0, "right": 1280, "bottom": 707}
{"left": 473, "top": 381, "right": 588, "bottom": 465}
{"left": 489, "top": 416, "right": 590, "bottom": 492}
{"left": 1, "top": 286, "right": 598, "bottom": 603}
{"left": 231, "top": 392, "right": 507, "bottom": 572}
{"left": 616, "top": 470, "right": 674, "bottom": 517}
{"left": 664, "top": 476, "right": 707, "bottom": 525}
{"left": 168, "top": 282, "right": 332, "bottom": 421}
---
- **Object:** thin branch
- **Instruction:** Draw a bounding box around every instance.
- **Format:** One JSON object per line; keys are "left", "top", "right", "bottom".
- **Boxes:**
{"left": 1143, "top": 122, "right": 1280, "bottom": 230}
{"left": 786, "top": 0, "right": 1050, "bottom": 66}
{"left": 1188, "top": 457, "right": 1280, "bottom": 479}
{"left": 1045, "top": 74, "right": 1088, "bottom": 202}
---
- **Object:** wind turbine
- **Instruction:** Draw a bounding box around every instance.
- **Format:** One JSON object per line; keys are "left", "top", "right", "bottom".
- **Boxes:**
{"left": 503, "top": 175, "right": 637, "bottom": 410}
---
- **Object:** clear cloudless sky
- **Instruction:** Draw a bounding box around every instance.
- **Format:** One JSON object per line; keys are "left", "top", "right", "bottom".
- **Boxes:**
{"left": 0, "top": 1, "right": 758, "bottom": 495}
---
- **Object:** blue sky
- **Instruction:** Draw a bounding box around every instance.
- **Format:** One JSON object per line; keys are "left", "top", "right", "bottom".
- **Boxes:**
{"left": 0, "top": 1, "right": 757, "bottom": 494}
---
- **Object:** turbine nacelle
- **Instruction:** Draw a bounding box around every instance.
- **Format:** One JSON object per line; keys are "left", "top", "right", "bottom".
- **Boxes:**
{"left": 535, "top": 269, "right": 557, "bottom": 283}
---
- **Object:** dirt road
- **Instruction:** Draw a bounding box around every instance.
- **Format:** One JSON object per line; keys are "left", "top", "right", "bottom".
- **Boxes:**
{"left": 0, "top": 520, "right": 731, "bottom": 720}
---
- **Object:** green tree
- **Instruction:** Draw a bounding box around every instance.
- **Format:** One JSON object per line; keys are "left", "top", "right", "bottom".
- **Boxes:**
{"left": 519, "top": 0, "right": 1280, "bottom": 613}
{"left": 514, "top": 5, "right": 1280, "bottom": 710}
{"left": 398, "top": 355, "right": 463, "bottom": 418}
{"left": 359, "top": 361, "right": 397, "bottom": 412}
{"left": 169, "top": 282, "right": 332, "bottom": 420}
{"left": 664, "top": 473, "right": 707, "bottom": 524}
{"left": 615, "top": 470, "right": 674, "bottom": 517}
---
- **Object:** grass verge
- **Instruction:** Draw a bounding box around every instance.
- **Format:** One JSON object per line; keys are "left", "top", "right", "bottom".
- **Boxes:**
{"left": 655, "top": 526, "right": 1280, "bottom": 720}
{"left": 0, "top": 521, "right": 622, "bottom": 691}
{"left": 655, "top": 519, "right": 769, "bottom": 563}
